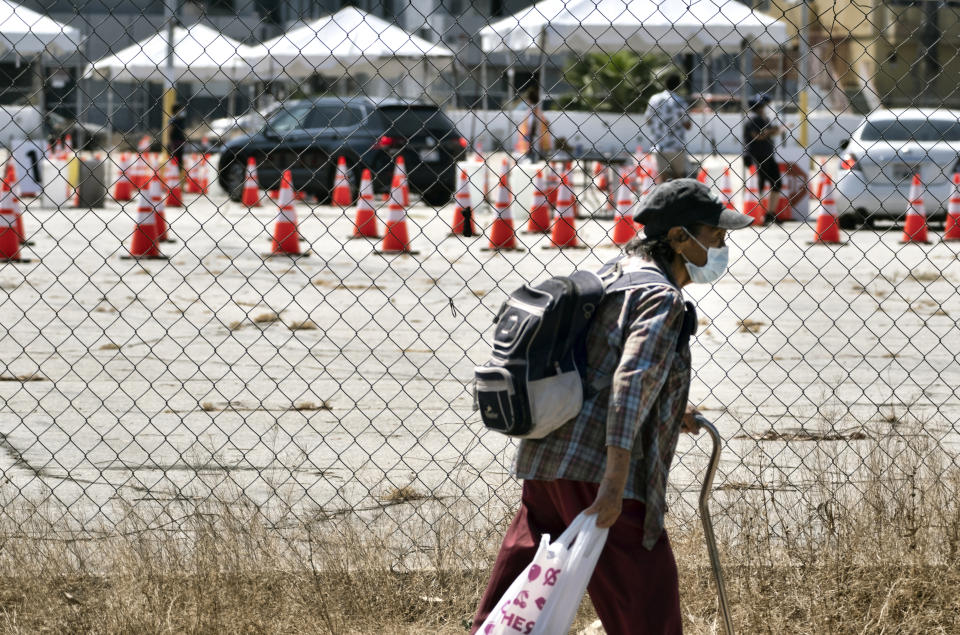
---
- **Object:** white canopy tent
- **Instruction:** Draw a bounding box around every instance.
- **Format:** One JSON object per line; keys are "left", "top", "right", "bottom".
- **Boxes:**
{"left": 0, "top": 0, "right": 80, "bottom": 56}
{"left": 239, "top": 7, "right": 454, "bottom": 82}
{"left": 479, "top": 0, "right": 789, "bottom": 55}
{"left": 83, "top": 23, "right": 252, "bottom": 83}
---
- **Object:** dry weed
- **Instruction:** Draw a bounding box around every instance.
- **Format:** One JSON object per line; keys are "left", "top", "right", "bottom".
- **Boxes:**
{"left": 252, "top": 311, "right": 282, "bottom": 325}
{"left": 737, "top": 318, "right": 766, "bottom": 334}
{"left": 290, "top": 401, "right": 331, "bottom": 412}
{"left": 0, "top": 426, "right": 955, "bottom": 633}
{"left": 287, "top": 319, "right": 319, "bottom": 331}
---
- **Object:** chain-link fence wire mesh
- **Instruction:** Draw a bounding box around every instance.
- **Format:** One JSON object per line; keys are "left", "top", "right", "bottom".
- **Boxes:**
{"left": 1, "top": 0, "right": 959, "bottom": 599}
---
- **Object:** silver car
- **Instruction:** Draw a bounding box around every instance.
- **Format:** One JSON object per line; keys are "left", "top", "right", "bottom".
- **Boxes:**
{"left": 835, "top": 108, "right": 960, "bottom": 228}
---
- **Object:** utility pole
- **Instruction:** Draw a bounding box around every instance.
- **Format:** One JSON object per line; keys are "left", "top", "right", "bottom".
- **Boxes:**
{"left": 161, "top": 0, "right": 177, "bottom": 156}
{"left": 798, "top": 0, "right": 810, "bottom": 154}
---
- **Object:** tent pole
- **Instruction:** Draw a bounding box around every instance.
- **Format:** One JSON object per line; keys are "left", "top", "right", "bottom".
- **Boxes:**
{"left": 106, "top": 75, "right": 113, "bottom": 150}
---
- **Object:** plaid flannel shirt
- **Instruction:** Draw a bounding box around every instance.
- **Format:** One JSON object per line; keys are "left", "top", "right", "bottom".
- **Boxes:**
{"left": 514, "top": 261, "right": 692, "bottom": 550}
{"left": 644, "top": 90, "right": 691, "bottom": 153}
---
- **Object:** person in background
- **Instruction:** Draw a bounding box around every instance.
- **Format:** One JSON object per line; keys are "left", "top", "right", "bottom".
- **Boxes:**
{"left": 644, "top": 73, "right": 692, "bottom": 182}
{"left": 743, "top": 95, "right": 783, "bottom": 223}
{"left": 167, "top": 102, "right": 187, "bottom": 173}
{"left": 513, "top": 88, "right": 552, "bottom": 162}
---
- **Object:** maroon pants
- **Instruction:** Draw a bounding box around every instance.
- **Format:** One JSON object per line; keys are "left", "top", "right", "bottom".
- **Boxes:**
{"left": 471, "top": 479, "right": 682, "bottom": 635}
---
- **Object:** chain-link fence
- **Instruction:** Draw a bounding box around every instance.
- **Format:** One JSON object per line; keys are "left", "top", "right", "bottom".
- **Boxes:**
{"left": 1, "top": 0, "right": 960, "bottom": 630}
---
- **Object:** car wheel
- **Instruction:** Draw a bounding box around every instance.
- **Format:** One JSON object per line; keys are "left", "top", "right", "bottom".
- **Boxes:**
{"left": 220, "top": 158, "right": 246, "bottom": 202}
{"left": 856, "top": 208, "right": 875, "bottom": 229}
{"left": 838, "top": 212, "right": 861, "bottom": 231}
{"left": 422, "top": 185, "right": 454, "bottom": 206}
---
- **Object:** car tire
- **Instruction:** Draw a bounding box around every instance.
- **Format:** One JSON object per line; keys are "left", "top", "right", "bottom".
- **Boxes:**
{"left": 421, "top": 185, "right": 454, "bottom": 206}
{"left": 219, "top": 158, "right": 246, "bottom": 202}
{"left": 856, "top": 208, "right": 875, "bottom": 229}
{"left": 838, "top": 212, "right": 861, "bottom": 231}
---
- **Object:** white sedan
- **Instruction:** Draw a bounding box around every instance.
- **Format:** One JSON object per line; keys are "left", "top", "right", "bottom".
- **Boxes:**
{"left": 835, "top": 108, "right": 960, "bottom": 228}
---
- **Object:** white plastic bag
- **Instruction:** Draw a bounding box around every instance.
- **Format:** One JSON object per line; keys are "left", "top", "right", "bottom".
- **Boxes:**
{"left": 479, "top": 512, "right": 609, "bottom": 635}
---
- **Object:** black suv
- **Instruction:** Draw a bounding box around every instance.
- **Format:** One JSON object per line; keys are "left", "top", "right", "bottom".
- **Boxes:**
{"left": 217, "top": 97, "right": 468, "bottom": 205}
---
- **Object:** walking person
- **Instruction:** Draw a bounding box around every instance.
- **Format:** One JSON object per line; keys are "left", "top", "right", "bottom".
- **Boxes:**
{"left": 470, "top": 180, "right": 755, "bottom": 634}
{"left": 166, "top": 102, "right": 187, "bottom": 174}
{"left": 644, "top": 73, "right": 693, "bottom": 182}
{"left": 743, "top": 95, "right": 783, "bottom": 223}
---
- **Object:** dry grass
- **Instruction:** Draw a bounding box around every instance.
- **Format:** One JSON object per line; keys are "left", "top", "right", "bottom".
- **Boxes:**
{"left": 252, "top": 311, "right": 282, "bottom": 325}
{"left": 290, "top": 401, "right": 332, "bottom": 412}
{"left": 737, "top": 318, "right": 766, "bottom": 334}
{"left": 287, "top": 319, "right": 319, "bottom": 331}
{"left": 0, "top": 373, "right": 48, "bottom": 382}
{"left": 0, "top": 428, "right": 956, "bottom": 633}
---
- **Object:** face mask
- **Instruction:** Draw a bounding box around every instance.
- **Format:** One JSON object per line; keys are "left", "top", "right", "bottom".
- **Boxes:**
{"left": 681, "top": 228, "right": 729, "bottom": 284}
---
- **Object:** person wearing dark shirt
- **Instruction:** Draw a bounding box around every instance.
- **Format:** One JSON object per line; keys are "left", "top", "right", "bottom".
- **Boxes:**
{"left": 167, "top": 103, "right": 187, "bottom": 172}
{"left": 743, "top": 95, "right": 782, "bottom": 223}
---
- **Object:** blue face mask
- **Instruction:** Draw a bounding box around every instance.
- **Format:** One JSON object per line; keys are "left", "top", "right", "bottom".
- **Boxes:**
{"left": 681, "top": 228, "right": 729, "bottom": 284}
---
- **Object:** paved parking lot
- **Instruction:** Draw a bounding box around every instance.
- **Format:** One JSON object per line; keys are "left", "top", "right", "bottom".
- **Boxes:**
{"left": 1, "top": 156, "right": 958, "bottom": 534}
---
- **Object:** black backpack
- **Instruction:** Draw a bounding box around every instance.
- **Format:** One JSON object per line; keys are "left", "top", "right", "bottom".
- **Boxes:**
{"left": 474, "top": 257, "right": 695, "bottom": 438}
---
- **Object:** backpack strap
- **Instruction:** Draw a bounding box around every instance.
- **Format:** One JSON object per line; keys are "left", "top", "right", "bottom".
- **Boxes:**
{"left": 584, "top": 257, "right": 699, "bottom": 397}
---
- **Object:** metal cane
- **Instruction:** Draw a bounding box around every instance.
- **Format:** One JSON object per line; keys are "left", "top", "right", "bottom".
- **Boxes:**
{"left": 694, "top": 413, "right": 735, "bottom": 635}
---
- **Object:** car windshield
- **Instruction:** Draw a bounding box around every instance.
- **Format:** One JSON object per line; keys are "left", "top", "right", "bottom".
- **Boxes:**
{"left": 860, "top": 118, "right": 960, "bottom": 142}
{"left": 268, "top": 103, "right": 313, "bottom": 133}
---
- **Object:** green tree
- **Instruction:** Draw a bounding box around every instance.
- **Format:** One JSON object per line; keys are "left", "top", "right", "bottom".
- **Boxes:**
{"left": 556, "top": 51, "right": 666, "bottom": 114}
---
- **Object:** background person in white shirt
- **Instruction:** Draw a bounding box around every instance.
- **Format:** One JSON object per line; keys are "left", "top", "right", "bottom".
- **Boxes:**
{"left": 644, "top": 74, "right": 692, "bottom": 182}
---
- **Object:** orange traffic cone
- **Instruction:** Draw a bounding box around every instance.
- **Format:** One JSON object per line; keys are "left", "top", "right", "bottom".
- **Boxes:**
{"left": 0, "top": 170, "right": 25, "bottom": 262}
{"left": 901, "top": 174, "right": 930, "bottom": 244}
{"left": 525, "top": 169, "right": 551, "bottom": 233}
{"left": 164, "top": 157, "right": 183, "bottom": 208}
{"left": 743, "top": 165, "right": 764, "bottom": 225}
{"left": 771, "top": 162, "right": 792, "bottom": 222}
{"left": 332, "top": 156, "right": 353, "bottom": 207}
{"left": 696, "top": 166, "right": 709, "bottom": 183}
{"left": 241, "top": 157, "right": 262, "bottom": 207}
{"left": 268, "top": 170, "right": 306, "bottom": 257}
{"left": 450, "top": 169, "right": 476, "bottom": 237}
{"left": 184, "top": 153, "right": 202, "bottom": 194}
{"left": 198, "top": 154, "right": 210, "bottom": 194}
{"left": 720, "top": 168, "right": 736, "bottom": 210}
{"left": 130, "top": 153, "right": 150, "bottom": 191}
{"left": 812, "top": 171, "right": 843, "bottom": 244}
{"left": 594, "top": 161, "right": 609, "bottom": 198}
{"left": 350, "top": 168, "right": 380, "bottom": 239}
{"left": 636, "top": 160, "right": 655, "bottom": 200}
{"left": 123, "top": 186, "right": 165, "bottom": 260}
{"left": 543, "top": 162, "right": 558, "bottom": 209}
{"left": 547, "top": 173, "right": 581, "bottom": 249}
{"left": 476, "top": 147, "right": 490, "bottom": 206}
{"left": 611, "top": 167, "right": 638, "bottom": 246}
{"left": 633, "top": 146, "right": 646, "bottom": 184}
{"left": 4, "top": 162, "right": 30, "bottom": 246}
{"left": 147, "top": 176, "right": 173, "bottom": 244}
{"left": 485, "top": 159, "right": 520, "bottom": 251}
{"left": 113, "top": 152, "right": 134, "bottom": 201}
{"left": 395, "top": 156, "right": 410, "bottom": 207}
{"left": 945, "top": 173, "right": 960, "bottom": 241}
{"left": 378, "top": 169, "right": 417, "bottom": 255}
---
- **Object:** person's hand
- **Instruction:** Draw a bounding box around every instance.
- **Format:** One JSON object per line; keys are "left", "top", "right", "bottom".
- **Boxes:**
{"left": 681, "top": 404, "right": 703, "bottom": 435}
{"left": 583, "top": 478, "right": 624, "bottom": 528}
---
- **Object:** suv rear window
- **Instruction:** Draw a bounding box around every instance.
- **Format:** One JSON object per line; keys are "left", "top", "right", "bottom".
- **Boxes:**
{"left": 861, "top": 118, "right": 960, "bottom": 142}
{"left": 307, "top": 105, "right": 364, "bottom": 128}
{"left": 376, "top": 106, "right": 455, "bottom": 137}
